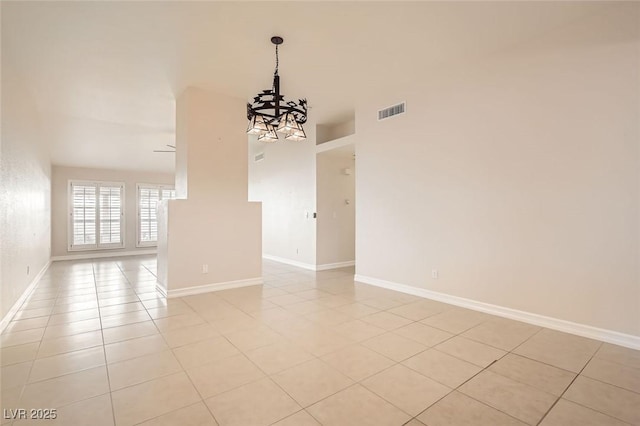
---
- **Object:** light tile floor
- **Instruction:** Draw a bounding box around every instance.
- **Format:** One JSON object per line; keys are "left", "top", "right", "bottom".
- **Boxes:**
{"left": 1, "top": 256, "right": 639, "bottom": 426}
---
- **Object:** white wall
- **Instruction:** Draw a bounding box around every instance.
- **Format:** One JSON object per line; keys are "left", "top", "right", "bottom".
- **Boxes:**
{"left": 316, "top": 148, "right": 356, "bottom": 266}
{"left": 356, "top": 5, "right": 640, "bottom": 337}
{"left": 50, "top": 166, "right": 174, "bottom": 258}
{"left": 248, "top": 127, "right": 317, "bottom": 267}
{"left": 157, "top": 87, "right": 261, "bottom": 295}
{"left": 0, "top": 45, "right": 51, "bottom": 320}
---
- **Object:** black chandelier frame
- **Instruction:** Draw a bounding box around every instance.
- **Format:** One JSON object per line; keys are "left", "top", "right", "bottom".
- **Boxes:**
{"left": 246, "top": 37, "right": 308, "bottom": 134}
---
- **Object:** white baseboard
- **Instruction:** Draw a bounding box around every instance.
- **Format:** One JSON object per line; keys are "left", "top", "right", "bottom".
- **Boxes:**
{"left": 354, "top": 274, "right": 640, "bottom": 350}
{"left": 316, "top": 261, "right": 355, "bottom": 271}
{"left": 0, "top": 260, "right": 51, "bottom": 334}
{"left": 263, "top": 255, "right": 355, "bottom": 272}
{"left": 263, "top": 254, "right": 317, "bottom": 271}
{"left": 159, "top": 277, "right": 263, "bottom": 298}
{"left": 51, "top": 249, "right": 157, "bottom": 262}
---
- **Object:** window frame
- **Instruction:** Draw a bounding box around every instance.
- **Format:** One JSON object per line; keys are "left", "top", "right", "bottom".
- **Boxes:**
{"left": 136, "top": 183, "right": 175, "bottom": 248}
{"left": 67, "top": 180, "right": 125, "bottom": 251}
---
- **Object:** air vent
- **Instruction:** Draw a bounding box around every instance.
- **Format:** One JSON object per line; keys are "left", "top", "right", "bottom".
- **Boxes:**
{"left": 254, "top": 152, "right": 265, "bottom": 162}
{"left": 378, "top": 102, "right": 406, "bottom": 121}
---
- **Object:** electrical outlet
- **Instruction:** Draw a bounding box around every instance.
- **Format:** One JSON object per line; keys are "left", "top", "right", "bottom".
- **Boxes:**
{"left": 202, "top": 264, "right": 209, "bottom": 274}
{"left": 431, "top": 269, "right": 439, "bottom": 279}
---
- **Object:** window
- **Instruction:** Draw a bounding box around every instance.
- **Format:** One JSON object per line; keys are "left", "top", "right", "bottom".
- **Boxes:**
{"left": 69, "top": 181, "right": 124, "bottom": 250}
{"left": 137, "top": 184, "right": 175, "bottom": 247}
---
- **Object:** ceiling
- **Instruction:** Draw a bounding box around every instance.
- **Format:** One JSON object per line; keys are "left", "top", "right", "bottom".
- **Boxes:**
{"left": 3, "top": 1, "right": 611, "bottom": 173}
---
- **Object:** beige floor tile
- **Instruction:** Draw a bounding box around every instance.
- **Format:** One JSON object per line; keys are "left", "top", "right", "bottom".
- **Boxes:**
{"left": 244, "top": 341, "right": 315, "bottom": 375}
{"left": 29, "top": 346, "right": 105, "bottom": 383}
{"left": 1, "top": 361, "right": 32, "bottom": 390}
{"left": 272, "top": 359, "right": 353, "bottom": 407}
{"left": 173, "top": 336, "right": 240, "bottom": 369}
{"left": 435, "top": 336, "right": 506, "bottom": 367}
{"left": 51, "top": 301, "right": 98, "bottom": 314}
{"left": 360, "top": 297, "right": 406, "bottom": 310}
{"left": 394, "top": 323, "right": 453, "bottom": 347}
{"left": 272, "top": 410, "right": 321, "bottom": 426}
{"left": 104, "top": 333, "right": 169, "bottom": 364}
{"left": 205, "top": 377, "right": 300, "bottom": 426}
{"left": 224, "top": 325, "right": 283, "bottom": 351}
{"left": 146, "top": 303, "right": 195, "bottom": 320}
{"left": 186, "top": 353, "right": 264, "bottom": 398}
{"left": 37, "top": 330, "right": 103, "bottom": 358}
{"left": 4, "top": 317, "right": 50, "bottom": 334}
{"left": 101, "top": 310, "right": 151, "bottom": 329}
{"left": 0, "top": 328, "right": 45, "bottom": 348}
{"left": 47, "top": 308, "right": 100, "bottom": 326}
{"left": 281, "top": 300, "right": 325, "bottom": 315}
{"left": 21, "top": 366, "right": 110, "bottom": 409}
{"left": 138, "top": 402, "right": 218, "bottom": 426}
{"left": 404, "top": 420, "right": 427, "bottom": 426}
{"left": 360, "top": 311, "right": 413, "bottom": 331}
{"left": 108, "top": 350, "right": 182, "bottom": 390}
{"left": 1, "top": 343, "right": 39, "bottom": 366}
{"left": 420, "top": 308, "right": 490, "bottom": 334}
{"left": 403, "top": 349, "right": 482, "bottom": 388}
{"left": 13, "top": 393, "right": 114, "bottom": 426}
{"left": 334, "top": 302, "right": 380, "bottom": 318}
{"left": 418, "top": 391, "right": 527, "bottom": 426}
{"left": 513, "top": 329, "right": 600, "bottom": 373}
{"left": 161, "top": 323, "right": 220, "bottom": 348}
{"left": 595, "top": 343, "right": 640, "bottom": 369}
{"left": 42, "top": 318, "right": 102, "bottom": 340}
{"left": 459, "top": 370, "right": 558, "bottom": 425}
{"left": 462, "top": 318, "right": 540, "bottom": 351}
{"left": 582, "top": 357, "right": 640, "bottom": 393}
{"left": 12, "top": 308, "right": 53, "bottom": 321}
{"left": 563, "top": 376, "right": 640, "bottom": 425}
{"left": 291, "top": 329, "right": 353, "bottom": 357}
{"left": 539, "top": 399, "right": 630, "bottom": 426}
{"left": 307, "top": 384, "right": 411, "bottom": 426}
{"left": 388, "top": 300, "right": 447, "bottom": 321}
{"left": 1, "top": 386, "right": 23, "bottom": 424}
{"left": 111, "top": 372, "right": 201, "bottom": 426}
{"left": 154, "top": 312, "right": 206, "bottom": 333}
{"left": 102, "top": 321, "right": 159, "bottom": 345}
{"left": 362, "top": 332, "right": 428, "bottom": 362}
{"left": 362, "top": 364, "right": 451, "bottom": 416}
{"left": 268, "top": 294, "right": 308, "bottom": 306}
{"left": 489, "top": 353, "right": 576, "bottom": 396}
{"left": 321, "top": 344, "right": 395, "bottom": 381}
{"left": 99, "top": 302, "right": 145, "bottom": 317}
{"left": 333, "top": 319, "right": 386, "bottom": 342}
{"left": 303, "top": 309, "right": 353, "bottom": 326}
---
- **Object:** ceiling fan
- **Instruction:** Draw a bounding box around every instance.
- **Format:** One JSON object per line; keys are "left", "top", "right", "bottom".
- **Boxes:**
{"left": 154, "top": 144, "right": 176, "bottom": 153}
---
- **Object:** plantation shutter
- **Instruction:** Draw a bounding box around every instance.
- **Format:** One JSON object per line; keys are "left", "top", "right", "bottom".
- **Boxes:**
{"left": 139, "top": 187, "right": 160, "bottom": 244}
{"left": 99, "top": 185, "right": 124, "bottom": 247}
{"left": 69, "top": 181, "right": 124, "bottom": 251}
{"left": 71, "top": 183, "right": 97, "bottom": 248}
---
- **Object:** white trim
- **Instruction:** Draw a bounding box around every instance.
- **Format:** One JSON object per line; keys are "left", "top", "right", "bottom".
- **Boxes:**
{"left": 0, "top": 261, "right": 51, "bottom": 334}
{"left": 52, "top": 249, "right": 156, "bottom": 262}
{"left": 354, "top": 274, "right": 640, "bottom": 350}
{"left": 316, "top": 134, "right": 355, "bottom": 153}
{"left": 160, "top": 277, "right": 263, "bottom": 298}
{"left": 262, "top": 254, "right": 316, "bottom": 271}
{"left": 316, "top": 261, "right": 355, "bottom": 271}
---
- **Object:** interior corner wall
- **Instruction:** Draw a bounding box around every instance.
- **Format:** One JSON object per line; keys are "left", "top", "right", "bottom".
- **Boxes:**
{"left": 0, "top": 50, "right": 51, "bottom": 320}
{"left": 50, "top": 166, "right": 174, "bottom": 258}
{"left": 248, "top": 126, "right": 317, "bottom": 267}
{"left": 355, "top": 5, "right": 640, "bottom": 337}
{"left": 159, "top": 87, "right": 261, "bottom": 293}
{"left": 316, "top": 150, "right": 355, "bottom": 266}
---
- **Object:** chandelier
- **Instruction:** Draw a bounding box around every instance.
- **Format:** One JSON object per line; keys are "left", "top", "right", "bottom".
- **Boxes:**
{"left": 247, "top": 36, "right": 307, "bottom": 142}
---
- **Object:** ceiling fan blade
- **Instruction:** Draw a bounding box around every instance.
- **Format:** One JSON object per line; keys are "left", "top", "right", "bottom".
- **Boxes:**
{"left": 167, "top": 144, "right": 176, "bottom": 148}
{"left": 153, "top": 150, "right": 176, "bottom": 153}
